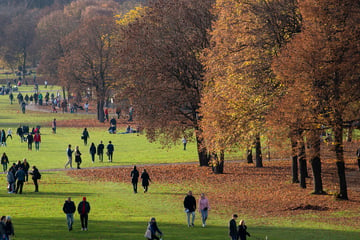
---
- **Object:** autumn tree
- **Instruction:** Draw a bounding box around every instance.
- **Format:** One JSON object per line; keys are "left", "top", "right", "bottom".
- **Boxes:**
{"left": 1, "top": 8, "right": 41, "bottom": 73}
{"left": 113, "top": 0, "right": 214, "bottom": 166}
{"left": 59, "top": 1, "right": 120, "bottom": 122}
{"left": 200, "top": 0, "right": 301, "bottom": 171}
{"left": 274, "top": 0, "right": 360, "bottom": 199}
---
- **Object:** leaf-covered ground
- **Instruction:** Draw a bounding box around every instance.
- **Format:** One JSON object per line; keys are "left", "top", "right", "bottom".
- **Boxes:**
{"left": 67, "top": 158, "right": 360, "bottom": 227}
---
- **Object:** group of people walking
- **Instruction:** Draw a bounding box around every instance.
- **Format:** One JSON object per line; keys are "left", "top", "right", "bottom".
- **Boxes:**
{"left": 130, "top": 166, "right": 151, "bottom": 193}
{"left": 62, "top": 197, "right": 91, "bottom": 232}
{"left": 65, "top": 139, "right": 115, "bottom": 169}
{"left": 229, "top": 214, "right": 251, "bottom": 240}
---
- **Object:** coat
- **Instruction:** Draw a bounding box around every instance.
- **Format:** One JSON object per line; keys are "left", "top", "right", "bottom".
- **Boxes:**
{"left": 77, "top": 201, "right": 91, "bottom": 215}
{"left": 141, "top": 172, "right": 151, "bottom": 187}
{"left": 63, "top": 201, "right": 76, "bottom": 214}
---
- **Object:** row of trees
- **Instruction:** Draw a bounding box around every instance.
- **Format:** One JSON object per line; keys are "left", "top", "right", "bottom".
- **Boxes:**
{"left": 1, "top": 0, "right": 359, "bottom": 200}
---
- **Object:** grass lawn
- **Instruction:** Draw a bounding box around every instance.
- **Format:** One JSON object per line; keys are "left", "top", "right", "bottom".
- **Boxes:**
{"left": 0, "top": 89, "right": 359, "bottom": 239}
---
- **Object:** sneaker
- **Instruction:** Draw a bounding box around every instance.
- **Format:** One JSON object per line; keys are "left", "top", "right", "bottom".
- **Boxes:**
{"left": 81, "top": 228, "right": 84, "bottom": 231}
{"left": 84, "top": 228, "right": 88, "bottom": 231}
{"left": 191, "top": 223, "right": 194, "bottom": 227}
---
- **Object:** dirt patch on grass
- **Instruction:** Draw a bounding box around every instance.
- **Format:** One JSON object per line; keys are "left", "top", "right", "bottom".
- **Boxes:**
{"left": 67, "top": 159, "right": 360, "bottom": 226}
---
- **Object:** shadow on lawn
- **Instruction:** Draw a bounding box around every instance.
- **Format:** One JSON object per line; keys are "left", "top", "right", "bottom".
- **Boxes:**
{"left": 10, "top": 218, "right": 360, "bottom": 240}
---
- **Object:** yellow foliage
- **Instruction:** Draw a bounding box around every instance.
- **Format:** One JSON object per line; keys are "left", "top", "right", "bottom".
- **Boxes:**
{"left": 115, "top": 6, "right": 147, "bottom": 26}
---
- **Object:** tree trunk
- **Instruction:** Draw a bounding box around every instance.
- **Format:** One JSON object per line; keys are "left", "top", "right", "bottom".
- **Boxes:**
{"left": 347, "top": 126, "right": 353, "bottom": 142}
{"left": 255, "top": 133, "right": 263, "bottom": 167}
{"left": 333, "top": 110, "right": 348, "bottom": 200}
{"left": 211, "top": 150, "right": 224, "bottom": 174}
{"left": 290, "top": 131, "right": 299, "bottom": 183}
{"left": 195, "top": 131, "right": 210, "bottom": 166}
{"left": 298, "top": 131, "right": 306, "bottom": 188}
{"left": 97, "top": 99, "right": 105, "bottom": 123}
{"left": 247, "top": 148, "right": 253, "bottom": 163}
{"left": 308, "top": 129, "right": 324, "bottom": 194}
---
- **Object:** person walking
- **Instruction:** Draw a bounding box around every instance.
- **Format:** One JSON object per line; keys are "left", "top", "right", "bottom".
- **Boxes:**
{"left": 97, "top": 141, "right": 104, "bottom": 162}
{"left": 22, "top": 158, "right": 30, "bottom": 182}
{"left": 84, "top": 102, "right": 89, "bottom": 113}
{"left": 16, "top": 126, "right": 23, "bottom": 143}
{"left": 184, "top": 191, "right": 196, "bottom": 227}
{"left": 141, "top": 169, "right": 151, "bottom": 193}
{"left": 63, "top": 197, "right": 76, "bottom": 231}
{"left": 145, "top": 217, "right": 163, "bottom": 240}
{"left": 34, "top": 132, "right": 41, "bottom": 151}
{"left": 7, "top": 128, "right": 12, "bottom": 140}
{"left": 89, "top": 143, "right": 96, "bottom": 163}
{"left": 52, "top": 118, "right": 56, "bottom": 134}
{"left": 15, "top": 167, "right": 26, "bottom": 194}
{"left": 29, "top": 166, "right": 41, "bottom": 192}
{"left": 74, "top": 146, "right": 82, "bottom": 169}
{"left": 1, "top": 153, "right": 9, "bottom": 172}
{"left": 182, "top": 137, "right": 187, "bottom": 150}
{"left": 27, "top": 133, "right": 33, "bottom": 151}
{"left": 82, "top": 128, "right": 90, "bottom": 146}
{"left": 229, "top": 214, "right": 238, "bottom": 240}
{"left": 238, "top": 220, "right": 251, "bottom": 240}
{"left": 104, "top": 108, "right": 109, "bottom": 122}
{"left": 77, "top": 197, "right": 91, "bottom": 231}
{"left": 199, "top": 193, "right": 210, "bottom": 227}
{"left": 4, "top": 216, "right": 14, "bottom": 240}
{"left": 106, "top": 141, "right": 114, "bottom": 162}
{"left": 130, "top": 166, "right": 139, "bottom": 193}
{"left": 65, "top": 144, "right": 74, "bottom": 169}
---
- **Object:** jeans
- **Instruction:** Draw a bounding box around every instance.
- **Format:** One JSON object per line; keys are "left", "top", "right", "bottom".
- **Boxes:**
{"left": 65, "top": 157, "right": 72, "bottom": 168}
{"left": 200, "top": 209, "right": 208, "bottom": 225}
{"left": 2, "top": 163, "right": 7, "bottom": 172}
{"left": 108, "top": 152, "right": 113, "bottom": 162}
{"left": 66, "top": 213, "right": 74, "bottom": 229}
{"left": 186, "top": 211, "right": 195, "bottom": 226}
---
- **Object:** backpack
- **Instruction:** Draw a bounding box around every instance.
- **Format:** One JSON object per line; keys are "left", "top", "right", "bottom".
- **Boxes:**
{"left": 38, "top": 172, "right": 42, "bottom": 179}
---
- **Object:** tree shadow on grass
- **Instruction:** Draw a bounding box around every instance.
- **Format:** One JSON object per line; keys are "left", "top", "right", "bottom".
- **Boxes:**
{"left": 10, "top": 218, "right": 360, "bottom": 240}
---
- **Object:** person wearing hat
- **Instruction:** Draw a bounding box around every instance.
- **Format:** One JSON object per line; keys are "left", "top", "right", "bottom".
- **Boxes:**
{"left": 77, "top": 197, "right": 91, "bottom": 231}
{"left": 145, "top": 217, "right": 162, "bottom": 240}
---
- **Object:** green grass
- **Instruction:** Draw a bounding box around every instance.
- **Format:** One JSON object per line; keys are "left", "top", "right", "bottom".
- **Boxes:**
{"left": 0, "top": 172, "right": 359, "bottom": 240}
{"left": 0, "top": 87, "right": 359, "bottom": 239}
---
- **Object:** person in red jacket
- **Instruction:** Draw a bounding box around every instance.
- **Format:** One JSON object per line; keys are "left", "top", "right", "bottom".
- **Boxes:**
{"left": 34, "top": 132, "right": 41, "bottom": 151}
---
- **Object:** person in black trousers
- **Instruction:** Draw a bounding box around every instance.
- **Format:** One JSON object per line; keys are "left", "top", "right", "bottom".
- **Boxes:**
{"left": 29, "top": 166, "right": 41, "bottom": 192}
{"left": 130, "top": 166, "right": 139, "bottom": 193}
{"left": 141, "top": 169, "right": 151, "bottom": 193}
{"left": 229, "top": 214, "right": 238, "bottom": 240}
{"left": 97, "top": 141, "right": 104, "bottom": 162}
{"left": 77, "top": 197, "right": 91, "bottom": 231}
{"left": 106, "top": 141, "right": 114, "bottom": 162}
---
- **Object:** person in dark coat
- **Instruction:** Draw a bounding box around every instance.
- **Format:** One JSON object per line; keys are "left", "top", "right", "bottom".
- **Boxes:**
{"left": 4, "top": 216, "right": 14, "bottom": 240}
{"left": 229, "top": 214, "right": 238, "bottom": 240}
{"left": 74, "top": 146, "right": 82, "bottom": 169}
{"left": 29, "top": 166, "right": 41, "bottom": 192}
{"left": 146, "top": 217, "right": 162, "bottom": 240}
{"left": 16, "top": 126, "right": 23, "bottom": 143}
{"left": 27, "top": 133, "right": 33, "bottom": 151}
{"left": 237, "top": 219, "right": 250, "bottom": 240}
{"left": 22, "top": 158, "right": 30, "bottom": 182}
{"left": 63, "top": 197, "right": 76, "bottom": 231}
{"left": 130, "top": 166, "right": 139, "bottom": 193}
{"left": 89, "top": 143, "right": 96, "bottom": 163}
{"left": 106, "top": 141, "right": 114, "bottom": 162}
{"left": 356, "top": 147, "right": 360, "bottom": 171}
{"left": 77, "top": 197, "right": 91, "bottom": 231}
{"left": 1, "top": 152, "right": 9, "bottom": 172}
{"left": 15, "top": 167, "right": 26, "bottom": 194}
{"left": 97, "top": 141, "right": 104, "bottom": 162}
{"left": 82, "top": 128, "right": 90, "bottom": 146}
{"left": 184, "top": 191, "right": 196, "bottom": 227}
{"left": 141, "top": 169, "right": 151, "bottom": 193}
